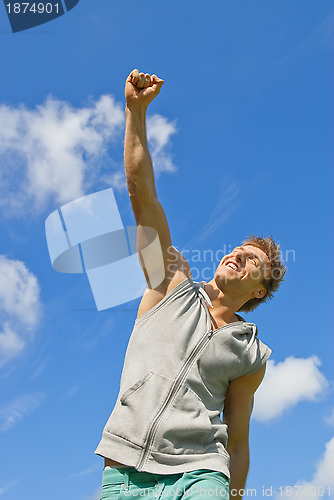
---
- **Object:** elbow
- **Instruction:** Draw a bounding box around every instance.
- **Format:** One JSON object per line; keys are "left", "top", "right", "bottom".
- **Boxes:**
{"left": 128, "top": 189, "right": 157, "bottom": 211}
{"left": 228, "top": 444, "right": 250, "bottom": 475}
{"left": 128, "top": 189, "right": 160, "bottom": 225}
{"left": 127, "top": 177, "right": 156, "bottom": 204}
{"left": 227, "top": 440, "right": 250, "bottom": 459}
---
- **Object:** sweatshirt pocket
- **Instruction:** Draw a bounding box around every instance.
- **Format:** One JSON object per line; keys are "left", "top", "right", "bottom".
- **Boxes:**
{"left": 120, "top": 372, "right": 154, "bottom": 405}
{"left": 104, "top": 370, "right": 174, "bottom": 448}
{"left": 154, "top": 383, "right": 212, "bottom": 455}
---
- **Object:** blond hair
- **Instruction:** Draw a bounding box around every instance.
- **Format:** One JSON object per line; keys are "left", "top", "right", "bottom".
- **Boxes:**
{"left": 238, "top": 235, "right": 287, "bottom": 312}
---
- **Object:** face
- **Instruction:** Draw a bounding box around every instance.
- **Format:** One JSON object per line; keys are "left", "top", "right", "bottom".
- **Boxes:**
{"left": 214, "top": 245, "right": 271, "bottom": 299}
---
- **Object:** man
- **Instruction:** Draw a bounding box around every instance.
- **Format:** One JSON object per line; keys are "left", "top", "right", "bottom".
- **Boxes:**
{"left": 95, "top": 69, "right": 286, "bottom": 499}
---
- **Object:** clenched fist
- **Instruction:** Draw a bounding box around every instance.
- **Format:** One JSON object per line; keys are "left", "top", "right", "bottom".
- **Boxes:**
{"left": 125, "top": 69, "right": 164, "bottom": 109}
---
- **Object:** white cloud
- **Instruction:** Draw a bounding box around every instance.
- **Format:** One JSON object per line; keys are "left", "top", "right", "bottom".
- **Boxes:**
{"left": 0, "top": 95, "right": 124, "bottom": 216}
{"left": 101, "top": 170, "right": 127, "bottom": 192}
{"left": 102, "top": 113, "right": 177, "bottom": 191}
{"left": 0, "top": 255, "right": 41, "bottom": 328}
{"left": 276, "top": 437, "right": 334, "bottom": 500}
{"left": 0, "top": 478, "right": 21, "bottom": 497}
{"left": 0, "top": 98, "right": 178, "bottom": 217}
{"left": 147, "top": 114, "right": 177, "bottom": 173}
{"left": 253, "top": 356, "right": 329, "bottom": 422}
{"left": 324, "top": 408, "right": 334, "bottom": 426}
{"left": 0, "top": 392, "right": 44, "bottom": 431}
{"left": 0, "top": 255, "right": 42, "bottom": 366}
{"left": 0, "top": 322, "right": 25, "bottom": 361}
{"left": 313, "top": 437, "right": 334, "bottom": 487}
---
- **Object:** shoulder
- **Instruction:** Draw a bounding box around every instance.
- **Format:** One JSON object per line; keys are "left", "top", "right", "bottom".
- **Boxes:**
{"left": 136, "top": 247, "right": 192, "bottom": 320}
{"left": 242, "top": 328, "right": 272, "bottom": 377}
{"left": 223, "top": 322, "right": 272, "bottom": 379}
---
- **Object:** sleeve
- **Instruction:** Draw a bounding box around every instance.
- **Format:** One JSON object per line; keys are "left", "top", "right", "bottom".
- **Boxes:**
{"left": 241, "top": 335, "right": 272, "bottom": 377}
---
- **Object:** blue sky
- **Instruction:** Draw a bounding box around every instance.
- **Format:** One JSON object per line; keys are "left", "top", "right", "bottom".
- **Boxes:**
{"left": 0, "top": 1, "right": 333, "bottom": 499}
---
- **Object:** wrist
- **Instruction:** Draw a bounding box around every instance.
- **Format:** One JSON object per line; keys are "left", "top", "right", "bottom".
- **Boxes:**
{"left": 125, "top": 103, "right": 148, "bottom": 119}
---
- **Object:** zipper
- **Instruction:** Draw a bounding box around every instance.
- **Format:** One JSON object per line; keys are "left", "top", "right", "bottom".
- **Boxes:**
{"left": 136, "top": 326, "right": 215, "bottom": 470}
{"left": 136, "top": 284, "right": 254, "bottom": 470}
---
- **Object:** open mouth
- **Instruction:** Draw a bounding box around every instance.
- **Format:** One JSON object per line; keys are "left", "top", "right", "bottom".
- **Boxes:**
{"left": 224, "top": 260, "right": 239, "bottom": 271}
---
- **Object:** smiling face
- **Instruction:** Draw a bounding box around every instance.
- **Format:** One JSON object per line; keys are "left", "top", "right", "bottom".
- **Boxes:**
{"left": 214, "top": 244, "right": 271, "bottom": 301}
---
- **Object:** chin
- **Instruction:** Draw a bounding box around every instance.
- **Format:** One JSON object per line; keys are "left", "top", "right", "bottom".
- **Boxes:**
{"left": 214, "top": 271, "right": 244, "bottom": 297}
{"left": 214, "top": 273, "right": 230, "bottom": 292}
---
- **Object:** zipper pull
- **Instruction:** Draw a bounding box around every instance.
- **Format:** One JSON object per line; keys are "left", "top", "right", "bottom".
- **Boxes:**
{"left": 208, "top": 329, "right": 214, "bottom": 339}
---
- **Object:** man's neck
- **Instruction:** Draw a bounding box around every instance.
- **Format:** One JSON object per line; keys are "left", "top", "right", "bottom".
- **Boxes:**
{"left": 204, "top": 280, "right": 245, "bottom": 327}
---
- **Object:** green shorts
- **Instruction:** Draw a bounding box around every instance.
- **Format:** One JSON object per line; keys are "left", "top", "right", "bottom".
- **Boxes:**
{"left": 100, "top": 466, "right": 229, "bottom": 499}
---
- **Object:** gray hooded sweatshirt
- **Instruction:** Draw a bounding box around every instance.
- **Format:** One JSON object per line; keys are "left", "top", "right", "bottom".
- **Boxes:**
{"left": 95, "top": 277, "right": 271, "bottom": 479}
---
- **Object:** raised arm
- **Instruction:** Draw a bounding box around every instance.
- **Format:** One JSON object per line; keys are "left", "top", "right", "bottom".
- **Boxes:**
{"left": 124, "top": 69, "right": 163, "bottom": 216}
{"left": 124, "top": 69, "right": 191, "bottom": 316}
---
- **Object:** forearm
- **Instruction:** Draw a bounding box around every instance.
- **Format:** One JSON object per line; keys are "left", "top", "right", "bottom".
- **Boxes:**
{"left": 124, "top": 106, "right": 157, "bottom": 201}
{"left": 228, "top": 446, "right": 249, "bottom": 500}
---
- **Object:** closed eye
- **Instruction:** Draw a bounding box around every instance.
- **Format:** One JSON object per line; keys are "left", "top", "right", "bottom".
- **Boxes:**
{"left": 249, "top": 257, "right": 259, "bottom": 266}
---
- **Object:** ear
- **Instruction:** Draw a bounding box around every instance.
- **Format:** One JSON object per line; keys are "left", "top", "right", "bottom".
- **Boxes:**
{"left": 254, "top": 287, "right": 267, "bottom": 299}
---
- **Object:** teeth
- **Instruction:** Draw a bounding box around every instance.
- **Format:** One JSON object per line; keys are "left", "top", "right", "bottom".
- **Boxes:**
{"left": 227, "top": 263, "right": 238, "bottom": 271}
